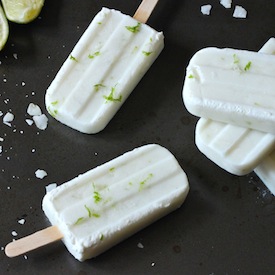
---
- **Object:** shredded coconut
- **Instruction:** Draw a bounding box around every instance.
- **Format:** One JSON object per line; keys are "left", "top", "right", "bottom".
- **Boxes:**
{"left": 33, "top": 114, "right": 48, "bottom": 130}
{"left": 220, "top": 0, "right": 232, "bottom": 9}
{"left": 45, "top": 183, "right": 57, "bottom": 193}
{"left": 25, "top": 119, "right": 34, "bottom": 126}
{"left": 3, "top": 112, "right": 14, "bottom": 127}
{"left": 27, "top": 103, "right": 42, "bottom": 116}
{"left": 35, "top": 169, "right": 48, "bottom": 179}
{"left": 201, "top": 4, "right": 212, "bottom": 15}
{"left": 18, "top": 219, "right": 25, "bottom": 225}
{"left": 233, "top": 5, "right": 247, "bottom": 18}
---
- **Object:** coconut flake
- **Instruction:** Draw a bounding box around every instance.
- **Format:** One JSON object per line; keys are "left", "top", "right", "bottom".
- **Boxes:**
{"left": 233, "top": 5, "right": 247, "bottom": 18}
{"left": 25, "top": 119, "right": 34, "bottom": 126}
{"left": 45, "top": 183, "right": 57, "bottom": 193}
{"left": 201, "top": 4, "right": 212, "bottom": 15}
{"left": 3, "top": 112, "right": 14, "bottom": 126}
{"left": 18, "top": 219, "right": 25, "bottom": 225}
{"left": 33, "top": 114, "right": 48, "bottom": 130}
{"left": 220, "top": 0, "right": 232, "bottom": 9}
{"left": 35, "top": 169, "right": 47, "bottom": 179}
{"left": 27, "top": 103, "right": 42, "bottom": 116}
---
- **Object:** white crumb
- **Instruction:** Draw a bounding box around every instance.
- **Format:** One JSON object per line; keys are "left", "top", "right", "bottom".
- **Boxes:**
{"left": 35, "top": 169, "right": 47, "bottom": 179}
{"left": 45, "top": 183, "right": 57, "bottom": 193}
{"left": 3, "top": 112, "right": 14, "bottom": 126}
{"left": 233, "top": 5, "right": 247, "bottom": 18}
{"left": 11, "top": 231, "right": 18, "bottom": 237}
{"left": 220, "top": 0, "right": 232, "bottom": 9}
{"left": 33, "top": 114, "right": 48, "bottom": 130}
{"left": 137, "top": 242, "right": 144, "bottom": 249}
{"left": 25, "top": 119, "right": 34, "bottom": 126}
{"left": 18, "top": 219, "right": 25, "bottom": 225}
{"left": 201, "top": 4, "right": 212, "bottom": 15}
{"left": 27, "top": 103, "right": 42, "bottom": 116}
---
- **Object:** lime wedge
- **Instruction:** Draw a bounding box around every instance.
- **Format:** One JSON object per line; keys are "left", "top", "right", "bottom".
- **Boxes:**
{"left": 0, "top": 5, "right": 9, "bottom": 50}
{"left": 1, "top": 0, "right": 45, "bottom": 24}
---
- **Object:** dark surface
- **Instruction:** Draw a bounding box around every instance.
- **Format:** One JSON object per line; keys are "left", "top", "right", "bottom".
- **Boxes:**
{"left": 1, "top": 1, "right": 275, "bottom": 274}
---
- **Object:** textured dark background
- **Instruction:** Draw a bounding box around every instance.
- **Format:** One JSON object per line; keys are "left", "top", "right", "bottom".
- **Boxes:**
{"left": 1, "top": 1, "right": 275, "bottom": 274}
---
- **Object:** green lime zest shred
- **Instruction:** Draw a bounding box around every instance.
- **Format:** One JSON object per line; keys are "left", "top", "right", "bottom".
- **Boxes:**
{"left": 70, "top": 55, "right": 78, "bottom": 62}
{"left": 88, "top": 51, "right": 100, "bottom": 59}
{"left": 244, "top": 61, "right": 252, "bottom": 71}
{"left": 103, "top": 86, "right": 122, "bottom": 103}
{"left": 142, "top": 51, "right": 153, "bottom": 56}
{"left": 74, "top": 217, "right": 84, "bottom": 225}
{"left": 125, "top": 22, "right": 141, "bottom": 33}
{"left": 85, "top": 204, "right": 92, "bottom": 218}
{"left": 93, "top": 191, "right": 102, "bottom": 204}
{"left": 139, "top": 173, "right": 153, "bottom": 191}
{"left": 94, "top": 83, "right": 105, "bottom": 92}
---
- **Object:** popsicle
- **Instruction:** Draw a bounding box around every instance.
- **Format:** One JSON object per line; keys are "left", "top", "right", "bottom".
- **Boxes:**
{"left": 195, "top": 117, "right": 275, "bottom": 176}
{"left": 182, "top": 46, "right": 275, "bottom": 134}
{"left": 254, "top": 151, "right": 275, "bottom": 196}
{"left": 193, "top": 38, "right": 275, "bottom": 194}
{"left": 5, "top": 144, "right": 189, "bottom": 261}
{"left": 46, "top": 1, "right": 164, "bottom": 134}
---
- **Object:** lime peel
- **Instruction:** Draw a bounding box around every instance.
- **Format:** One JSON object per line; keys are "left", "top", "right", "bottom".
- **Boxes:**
{"left": 0, "top": 5, "right": 9, "bottom": 51}
{"left": 1, "top": 0, "right": 45, "bottom": 24}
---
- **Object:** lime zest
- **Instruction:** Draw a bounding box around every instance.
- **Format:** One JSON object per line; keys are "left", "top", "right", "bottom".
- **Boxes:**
{"left": 103, "top": 86, "right": 122, "bottom": 103}
{"left": 85, "top": 205, "right": 92, "bottom": 218}
{"left": 94, "top": 83, "right": 105, "bottom": 92}
{"left": 70, "top": 55, "right": 78, "bottom": 62}
{"left": 142, "top": 51, "right": 153, "bottom": 56}
{"left": 74, "top": 217, "right": 84, "bottom": 225}
{"left": 88, "top": 51, "right": 100, "bottom": 59}
{"left": 139, "top": 173, "right": 153, "bottom": 191}
{"left": 125, "top": 22, "right": 141, "bottom": 33}
{"left": 244, "top": 61, "right": 252, "bottom": 71}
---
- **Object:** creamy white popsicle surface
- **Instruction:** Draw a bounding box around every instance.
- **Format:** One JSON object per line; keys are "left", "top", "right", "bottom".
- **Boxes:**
{"left": 5, "top": 144, "right": 189, "bottom": 261}
{"left": 190, "top": 38, "right": 275, "bottom": 195}
{"left": 183, "top": 46, "right": 275, "bottom": 134}
{"left": 195, "top": 117, "right": 275, "bottom": 176}
{"left": 46, "top": 6, "right": 164, "bottom": 134}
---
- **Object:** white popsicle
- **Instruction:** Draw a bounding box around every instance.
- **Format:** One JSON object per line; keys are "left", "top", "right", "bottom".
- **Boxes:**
{"left": 46, "top": 6, "right": 164, "bottom": 134}
{"left": 182, "top": 46, "right": 275, "bottom": 134}
{"left": 254, "top": 151, "right": 275, "bottom": 196}
{"left": 195, "top": 117, "right": 275, "bottom": 175}
{"left": 5, "top": 144, "right": 189, "bottom": 261}
{"left": 193, "top": 37, "right": 275, "bottom": 194}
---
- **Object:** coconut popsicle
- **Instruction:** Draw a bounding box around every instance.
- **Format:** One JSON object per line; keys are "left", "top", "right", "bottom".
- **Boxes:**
{"left": 46, "top": 4, "right": 164, "bottom": 134}
{"left": 182, "top": 46, "right": 275, "bottom": 134}
{"left": 254, "top": 150, "right": 275, "bottom": 196}
{"left": 5, "top": 144, "right": 189, "bottom": 261}
{"left": 192, "top": 38, "right": 275, "bottom": 195}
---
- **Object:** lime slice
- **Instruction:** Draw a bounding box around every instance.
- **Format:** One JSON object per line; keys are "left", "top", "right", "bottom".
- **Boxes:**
{"left": 0, "top": 5, "right": 9, "bottom": 50}
{"left": 1, "top": 0, "right": 45, "bottom": 24}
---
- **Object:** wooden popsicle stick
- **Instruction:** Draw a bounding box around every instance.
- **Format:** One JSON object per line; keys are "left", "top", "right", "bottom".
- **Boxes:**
{"left": 5, "top": 226, "right": 63, "bottom": 258}
{"left": 133, "top": 0, "right": 159, "bottom": 23}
